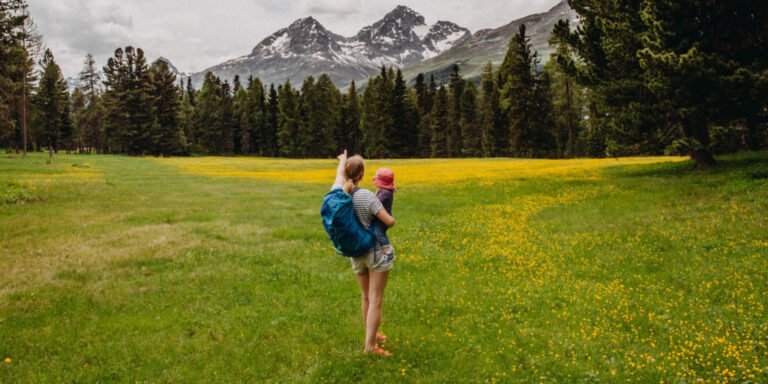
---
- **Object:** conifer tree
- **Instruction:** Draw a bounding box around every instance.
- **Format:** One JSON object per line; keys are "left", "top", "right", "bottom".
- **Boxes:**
{"left": 78, "top": 53, "right": 104, "bottom": 153}
{"left": 303, "top": 74, "right": 340, "bottom": 157}
{"left": 264, "top": 83, "right": 279, "bottom": 156}
{"left": 70, "top": 87, "right": 85, "bottom": 152}
{"left": 501, "top": 25, "right": 538, "bottom": 157}
{"left": 33, "top": 49, "right": 71, "bottom": 156}
{"left": 186, "top": 77, "right": 196, "bottom": 107}
{"left": 430, "top": 85, "right": 449, "bottom": 158}
{"left": 177, "top": 90, "right": 194, "bottom": 155}
{"left": 479, "top": 62, "right": 500, "bottom": 157}
{"left": 128, "top": 47, "right": 154, "bottom": 154}
{"left": 391, "top": 69, "right": 410, "bottom": 157}
{"left": 0, "top": 0, "right": 32, "bottom": 152}
{"left": 361, "top": 70, "right": 394, "bottom": 158}
{"left": 232, "top": 75, "right": 241, "bottom": 93}
{"left": 460, "top": 81, "right": 480, "bottom": 157}
{"left": 549, "top": 20, "right": 581, "bottom": 157}
{"left": 416, "top": 74, "right": 437, "bottom": 157}
{"left": 102, "top": 47, "right": 153, "bottom": 155}
{"left": 339, "top": 80, "right": 361, "bottom": 154}
{"left": 220, "top": 80, "right": 234, "bottom": 154}
{"left": 232, "top": 86, "right": 247, "bottom": 154}
{"left": 149, "top": 59, "right": 182, "bottom": 156}
{"left": 447, "top": 64, "right": 464, "bottom": 157}
{"left": 194, "top": 72, "right": 223, "bottom": 153}
{"left": 561, "top": 0, "right": 666, "bottom": 158}
{"left": 277, "top": 80, "right": 300, "bottom": 157}
{"left": 17, "top": 3, "right": 40, "bottom": 155}
{"left": 637, "top": 0, "right": 768, "bottom": 166}
{"left": 245, "top": 76, "right": 265, "bottom": 155}
{"left": 296, "top": 76, "right": 315, "bottom": 157}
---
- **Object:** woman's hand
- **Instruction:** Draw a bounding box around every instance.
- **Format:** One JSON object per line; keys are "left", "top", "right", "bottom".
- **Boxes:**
{"left": 337, "top": 149, "right": 348, "bottom": 163}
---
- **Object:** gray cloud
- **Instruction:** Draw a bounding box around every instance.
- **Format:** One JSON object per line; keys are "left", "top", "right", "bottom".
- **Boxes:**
{"left": 28, "top": 0, "right": 560, "bottom": 79}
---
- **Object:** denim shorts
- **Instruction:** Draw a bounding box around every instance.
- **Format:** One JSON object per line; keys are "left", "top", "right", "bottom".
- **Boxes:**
{"left": 351, "top": 246, "right": 395, "bottom": 275}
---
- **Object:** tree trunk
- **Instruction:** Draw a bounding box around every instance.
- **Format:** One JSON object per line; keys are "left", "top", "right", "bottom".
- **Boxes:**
{"left": 22, "top": 74, "right": 27, "bottom": 156}
{"left": 744, "top": 117, "right": 763, "bottom": 151}
{"left": 688, "top": 115, "right": 716, "bottom": 169}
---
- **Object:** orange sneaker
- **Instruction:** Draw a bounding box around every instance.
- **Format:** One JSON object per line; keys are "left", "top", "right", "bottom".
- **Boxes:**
{"left": 370, "top": 345, "right": 392, "bottom": 357}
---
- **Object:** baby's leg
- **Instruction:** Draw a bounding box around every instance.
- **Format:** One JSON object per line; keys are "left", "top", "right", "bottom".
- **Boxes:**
{"left": 372, "top": 219, "right": 391, "bottom": 253}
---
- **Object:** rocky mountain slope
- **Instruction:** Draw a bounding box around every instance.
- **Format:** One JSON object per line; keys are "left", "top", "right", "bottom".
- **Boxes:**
{"left": 401, "top": 0, "right": 579, "bottom": 84}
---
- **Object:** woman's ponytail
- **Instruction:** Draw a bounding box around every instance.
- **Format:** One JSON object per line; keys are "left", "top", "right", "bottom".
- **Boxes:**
{"left": 343, "top": 179, "right": 355, "bottom": 194}
{"left": 343, "top": 155, "right": 365, "bottom": 194}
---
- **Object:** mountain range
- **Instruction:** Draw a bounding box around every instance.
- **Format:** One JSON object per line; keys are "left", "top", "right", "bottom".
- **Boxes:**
{"left": 183, "top": 1, "right": 577, "bottom": 88}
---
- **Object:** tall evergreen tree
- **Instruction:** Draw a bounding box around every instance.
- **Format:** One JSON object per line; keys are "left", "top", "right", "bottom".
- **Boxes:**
{"left": 16, "top": 2, "right": 40, "bottom": 155}
{"left": 460, "top": 81, "right": 481, "bottom": 157}
{"left": 233, "top": 86, "right": 250, "bottom": 154}
{"left": 479, "top": 62, "right": 500, "bottom": 157}
{"left": 638, "top": 0, "right": 768, "bottom": 167}
{"left": 500, "top": 24, "right": 538, "bottom": 157}
{"left": 0, "top": 0, "right": 28, "bottom": 151}
{"left": 78, "top": 53, "right": 104, "bottom": 153}
{"left": 430, "top": 85, "right": 449, "bottom": 158}
{"left": 264, "top": 83, "right": 279, "bottom": 156}
{"left": 70, "top": 87, "right": 85, "bottom": 152}
{"left": 33, "top": 49, "right": 71, "bottom": 156}
{"left": 339, "top": 80, "right": 361, "bottom": 154}
{"left": 416, "top": 74, "right": 437, "bottom": 157}
{"left": 303, "top": 74, "right": 340, "bottom": 157}
{"left": 562, "top": 0, "right": 668, "bottom": 158}
{"left": 177, "top": 89, "right": 194, "bottom": 155}
{"left": 220, "top": 80, "right": 234, "bottom": 154}
{"left": 245, "top": 76, "right": 266, "bottom": 155}
{"left": 296, "top": 76, "right": 316, "bottom": 157}
{"left": 549, "top": 20, "right": 581, "bottom": 157}
{"left": 186, "top": 77, "right": 196, "bottom": 107}
{"left": 194, "top": 72, "right": 223, "bottom": 153}
{"left": 277, "top": 80, "right": 300, "bottom": 157}
{"left": 447, "top": 64, "right": 464, "bottom": 157}
{"left": 391, "top": 68, "right": 410, "bottom": 157}
{"left": 361, "top": 71, "right": 394, "bottom": 158}
{"left": 149, "top": 59, "right": 182, "bottom": 156}
{"left": 102, "top": 47, "right": 154, "bottom": 155}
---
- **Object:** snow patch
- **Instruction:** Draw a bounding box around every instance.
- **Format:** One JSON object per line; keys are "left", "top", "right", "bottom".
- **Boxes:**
{"left": 270, "top": 33, "right": 291, "bottom": 53}
{"left": 434, "top": 30, "right": 467, "bottom": 51}
{"left": 412, "top": 24, "right": 429, "bottom": 40}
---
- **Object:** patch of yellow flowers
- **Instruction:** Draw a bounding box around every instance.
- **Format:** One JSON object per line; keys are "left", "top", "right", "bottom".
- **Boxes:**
{"left": 158, "top": 156, "right": 686, "bottom": 186}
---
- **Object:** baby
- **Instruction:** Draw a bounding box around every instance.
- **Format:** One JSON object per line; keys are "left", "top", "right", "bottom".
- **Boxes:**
{"left": 371, "top": 168, "right": 396, "bottom": 256}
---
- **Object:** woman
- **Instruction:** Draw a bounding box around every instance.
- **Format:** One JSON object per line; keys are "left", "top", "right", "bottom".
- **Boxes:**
{"left": 332, "top": 150, "right": 396, "bottom": 356}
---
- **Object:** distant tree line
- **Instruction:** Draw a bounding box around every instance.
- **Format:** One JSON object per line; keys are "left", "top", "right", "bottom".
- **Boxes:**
{"left": 1, "top": 0, "right": 766, "bottom": 166}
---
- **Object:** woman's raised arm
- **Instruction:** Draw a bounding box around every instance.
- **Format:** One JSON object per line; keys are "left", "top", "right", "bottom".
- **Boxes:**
{"left": 334, "top": 150, "right": 348, "bottom": 187}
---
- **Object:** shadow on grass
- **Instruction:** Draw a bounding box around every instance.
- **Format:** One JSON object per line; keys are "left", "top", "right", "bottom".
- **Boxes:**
{"left": 613, "top": 151, "right": 768, "bottom": 179}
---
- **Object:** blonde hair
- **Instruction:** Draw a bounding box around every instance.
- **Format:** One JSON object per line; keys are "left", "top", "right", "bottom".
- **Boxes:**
{"left": 343, "top": 155, "right": 365, "bottom": 194}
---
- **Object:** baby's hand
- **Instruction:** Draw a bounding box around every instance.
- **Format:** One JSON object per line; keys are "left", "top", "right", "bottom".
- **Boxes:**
{"left": 337, "top": 149, "right": 348, "bottom": 163}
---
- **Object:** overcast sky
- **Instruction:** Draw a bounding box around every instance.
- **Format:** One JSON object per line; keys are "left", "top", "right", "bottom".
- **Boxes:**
{"left": 28, "top": 0, "right": 560, "bottom": 78}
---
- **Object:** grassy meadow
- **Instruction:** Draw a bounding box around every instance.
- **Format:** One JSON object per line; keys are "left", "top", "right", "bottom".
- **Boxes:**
{"left": 1, "top": 152, "right": 767, "bottom": 382}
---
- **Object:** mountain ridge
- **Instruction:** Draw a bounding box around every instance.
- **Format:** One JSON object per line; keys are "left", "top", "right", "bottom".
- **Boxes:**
{"left": 188, "top": 2, "right": 577, "bottom": 88}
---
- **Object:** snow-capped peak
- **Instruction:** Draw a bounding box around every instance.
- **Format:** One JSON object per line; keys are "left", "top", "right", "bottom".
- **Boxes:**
{"left": 252, "top": 16, "right": 341, "bottom": 58}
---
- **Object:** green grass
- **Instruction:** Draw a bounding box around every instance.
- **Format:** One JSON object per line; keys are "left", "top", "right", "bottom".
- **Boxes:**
{"left": 0, "top": 152, "right": 766, "bottom": 383}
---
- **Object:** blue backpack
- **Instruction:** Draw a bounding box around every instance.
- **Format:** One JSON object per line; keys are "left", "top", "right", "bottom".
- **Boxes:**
{"left": 321, "top": 188, "right": 374, "bottom": 257}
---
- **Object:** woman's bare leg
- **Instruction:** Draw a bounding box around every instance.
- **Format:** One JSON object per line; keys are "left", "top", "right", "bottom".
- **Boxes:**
{"left": 355, "top": 272, "right": 370, "bottom": 327}
{"left": 364, "top": 271, "right": 389, "bottom": 352}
